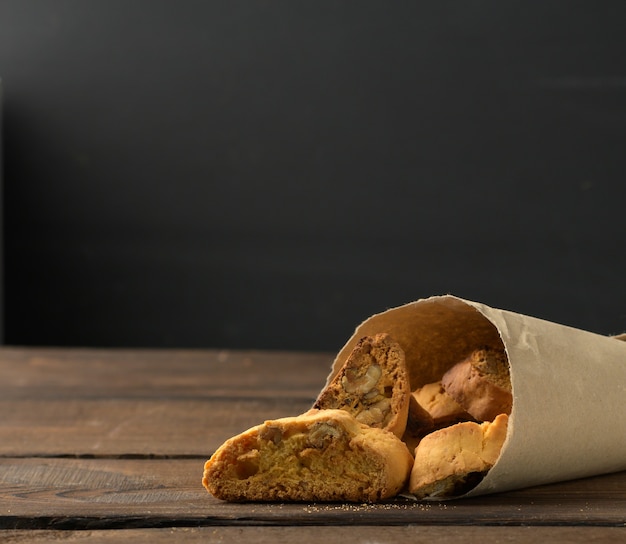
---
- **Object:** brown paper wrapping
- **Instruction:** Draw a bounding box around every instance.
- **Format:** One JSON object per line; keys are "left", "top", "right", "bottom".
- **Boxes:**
{"left": 327, "top": 295, "right": 626, "bottom": 498}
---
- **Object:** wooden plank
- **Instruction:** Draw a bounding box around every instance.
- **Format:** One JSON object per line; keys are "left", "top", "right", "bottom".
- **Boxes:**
{"left": 1, "top": 346, "right": 624, "bottom": 539}
{"left": 0, "top": 459, "right": 624, "bottom": 529}
{"left": 0, "top": 347, "right": 333, "bottom": 400}
{"left": 0, "top": 347, "right": 330, "bottom": 457}
{"left": 1, "top": 526, "right": 624, "bottom": 544}
{"left": 0, "top": 397, "right": 314, "bottom": 457}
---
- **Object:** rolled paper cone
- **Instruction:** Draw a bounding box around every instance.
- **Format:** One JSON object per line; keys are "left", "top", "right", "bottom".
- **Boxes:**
{"left": 327, "top": 295, "right": 626, "bottom": 498}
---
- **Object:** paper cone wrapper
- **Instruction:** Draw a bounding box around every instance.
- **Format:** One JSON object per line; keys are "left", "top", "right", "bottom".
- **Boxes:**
{"left": 327, "top": 295, "right": 626, "bottom": 498}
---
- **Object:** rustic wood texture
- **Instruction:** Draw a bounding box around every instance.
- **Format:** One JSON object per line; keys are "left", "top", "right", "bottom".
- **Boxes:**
{"left": 1, "top": 527, "right": 624, "bottom": 544}
{"left": 1, "top": 458, "right": 625, "bottom": 529}
{"left": 0, "top": 398, "right": 316, "bottom": 457}
{"left": 0, "top": 347, "right": 331, "bottom": 456}
{"left": 0, "top": 346, "right": 624, "bottom": 540}
{"left": 0, "top": 347, "right": 332, "bottom": 399}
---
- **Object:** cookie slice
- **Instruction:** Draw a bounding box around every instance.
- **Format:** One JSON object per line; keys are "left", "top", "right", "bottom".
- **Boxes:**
{"left": 412, "top": 381, "right": 473, "bottom": 426}
{"left": 401, "top": 393, "right": 435, "bottom": 453}
{"left": 441, "top": 346, "right": 512, "bottom": 421}
{"left": 203, "top": 409, "right": 414, "bottom": 502}
{"left": 313, "top": 333, "right": 411, "bottom": 438}
{"left": 408, "top": 413, "right": 509, "bottom": 499}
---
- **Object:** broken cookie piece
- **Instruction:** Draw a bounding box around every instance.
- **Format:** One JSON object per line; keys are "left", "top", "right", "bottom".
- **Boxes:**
{"left": 401, "top": 394, "right": 435, "bottom": 452}
{"left": 441, "top": 347, "right": 512, "bottom": 421}
{"left": 313, "top": 333, "right": 411, "bottom": 438}
{"left": 203, "top": 409, "right": 414, "bottom": 502}
{"left": 409, "top": 413, "right": 509, "bottom": 499}
{"left": 412, "top": 381, "right": 473, "bottom": 426}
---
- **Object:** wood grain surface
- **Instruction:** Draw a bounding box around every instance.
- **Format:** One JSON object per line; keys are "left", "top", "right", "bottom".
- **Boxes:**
{"left": 0, "top": 347, "right": 329, "bottom": 457}
{"left": 1, "top": 347, "right": 624, "bottom": 542}
{"left": 1, "top": 458, "right": 625, "bottom": 529}
{"left": 1, "top": 526, "right": 624, "bottom": 544}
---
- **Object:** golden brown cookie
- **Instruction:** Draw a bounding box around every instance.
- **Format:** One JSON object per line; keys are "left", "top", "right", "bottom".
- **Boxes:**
{"left": 313, "top": 333, "right": 411, "bottom": 438}
{"left": 401, "top": 393, "right": 435, "bottom": 452}
{"left": 412, "top": 381, "right": 473, "bottom": 426}
{"left": 408, "top": 413, "right": 509, "bottom": 499}
{"left": 203, "top": 409, "right": 414, "bottom": 502}
{"left": 441, "top": 347, "right": 512, "bottom": 421}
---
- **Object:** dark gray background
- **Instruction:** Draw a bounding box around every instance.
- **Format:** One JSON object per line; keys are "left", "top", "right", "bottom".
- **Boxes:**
{"left": 1, "top": 1, "right": 625, "bottom": 351}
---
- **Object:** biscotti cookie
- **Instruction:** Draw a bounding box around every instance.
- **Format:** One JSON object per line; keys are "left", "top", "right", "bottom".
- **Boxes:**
{"left": 441, "top": 347, "right": 512, "bottom": 421}
{"left": 412, "top": 381, "right": 472, "bottom": 426}
{"left": 401, "top": 394, "right": 435, "bottom": 452}
{"left": 203, "top": 409, "right": 414, "bottom": 502}
{"left": 409, "top": 413, "right": 509, "bottom": 499}
{"left": 313, "top": 333, "right": 411, "bottom": 438}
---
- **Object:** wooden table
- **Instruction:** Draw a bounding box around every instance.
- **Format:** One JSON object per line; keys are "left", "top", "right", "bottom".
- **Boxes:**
{"left": 1, "top": 347, "right": 624, "bottom": 542}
